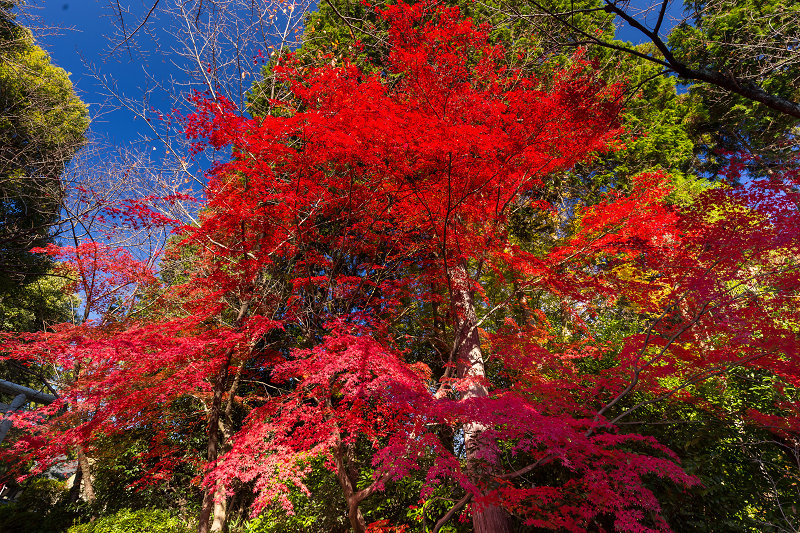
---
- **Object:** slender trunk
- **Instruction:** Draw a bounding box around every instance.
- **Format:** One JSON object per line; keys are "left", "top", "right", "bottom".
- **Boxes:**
{"left": 77, "top": 445, "right": 96, "bottom": 503}
{"left": 210, "top": 417, "right": 234, "bottom": 532}
{"left": 450, "top": 263, "right": 511, "bottom": 533}
{"left": 199, "top": 300, "right": 250, "bottom": 533}
{"left": 197, "top": 362, "right": 230, "bottom": 533}
{"left": 332, "top": 440, "right": 367, "bottom": 533}
{"left": 67, "top": 462, "right": 83, "bottom": 503}
{"left": 208, "top": 426, "right": 229, "bottom": 533}
{"left": 67, "top": 361, "right": 95, "bottom": 505}
{"left": 210, "top": 355, "right": 244, "bottom": 532}
{"left": 210, "top": 484, "right": 227, "bottom": 533}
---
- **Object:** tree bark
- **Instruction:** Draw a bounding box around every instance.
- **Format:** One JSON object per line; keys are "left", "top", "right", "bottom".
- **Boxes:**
{"left": 332, "top": 440, "right": 368, "bottom": 533}
{"left": 450, "top": 262, "right": 511, "bottom": 533}
{"left": 76, "top": 445, "right": 96, "bottom": 503}
{"left": 210, "top": 416, "right": 235, "bottom": 532}
{"left": 67, "top": 461, "right": 83, "bottom": 503}
{"left": 209, "top": 360, "right": 242, "bottom": 533}
{"left": 197, "top": 362, "right": 230, "bottom": 533}
{"left": 210, "top": 484, "right": 227, "bottom": 533}
{"left": 199, "top": 300, "right": 249, "bottom": 533}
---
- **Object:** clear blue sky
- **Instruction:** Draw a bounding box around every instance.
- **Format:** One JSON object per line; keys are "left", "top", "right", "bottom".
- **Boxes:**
{"left": 33, "top": 1, "right": 182, "bottom": 146}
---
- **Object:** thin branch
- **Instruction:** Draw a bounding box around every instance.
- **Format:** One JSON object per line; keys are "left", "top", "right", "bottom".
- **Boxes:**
{"left": 432, "top": 493, "right": 473, "bottom": 533}
{"left": 109, "top": 0, "right": 161, "bottom": 56}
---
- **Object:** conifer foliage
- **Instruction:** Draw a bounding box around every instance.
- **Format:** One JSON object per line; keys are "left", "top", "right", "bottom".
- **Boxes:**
{"left": 2, "top": 3, "right": 799, "bottom": 532}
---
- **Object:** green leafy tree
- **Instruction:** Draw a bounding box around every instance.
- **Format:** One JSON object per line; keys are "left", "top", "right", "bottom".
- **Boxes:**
{"left": 0, "top": 0, "right": 88, "bottom": 306}
{"left": 668, "top": 0, "right": 800, "bottom": 175}
{"left": 0, "top": 1, "right": 88, "bottom": 402}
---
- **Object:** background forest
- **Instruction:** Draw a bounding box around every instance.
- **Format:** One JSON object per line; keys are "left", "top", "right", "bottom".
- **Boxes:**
{"left": 0, "top": 0, "right": 798, "bottom": 532}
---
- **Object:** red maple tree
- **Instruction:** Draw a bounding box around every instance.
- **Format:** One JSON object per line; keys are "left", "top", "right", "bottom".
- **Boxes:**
{"left": 3, "top": 3, "right": 799, "bottom": 533}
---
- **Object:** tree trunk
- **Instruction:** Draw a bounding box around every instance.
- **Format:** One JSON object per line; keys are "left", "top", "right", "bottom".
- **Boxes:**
{"left": 347, "top": 499, "right": 367, "bottom": 533}
{"left": 67, "top": 461, "right": 83, "bottom": 503}
{"left": 450, "top": 262, "right": 512, "bottom": 533}
{"left": 210, "top": 483, "right": 227, "bottom": 533}
{"left": 332, "top": 439, "right": 368, "bottom": 533}
{"left": 210, "top": 417, "right": 234, "bottom": 532}
{"left": 200, "top": 301, "right": 249, "bottom": 533}
{"left": 197, "top": 362, "right": 230, "bottom": 533}
{"left": 210, "top": 354, "right": 245, "bottom": 532}
{"left": 77, "top": 445, "right": 96, "bottom": 503}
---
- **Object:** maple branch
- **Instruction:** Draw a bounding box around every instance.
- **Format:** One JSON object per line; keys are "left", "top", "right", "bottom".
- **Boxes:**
{"left": 432, "top": 492, "right": 473, "bottom": 533}
{"left": 241, "top": 380, "right": 288, "bottom": 398}
{"left": 590, "top": 253, "right": 743, "bottom": 422}
{"left": 503, "top": 0, "right": 800, "bottom": 119}
{"left": 351, "top": 468, "right": 394, "bottom": 506}
{"left": 607, "top": 349, "right": 778, "bottom": 427}
{"left": 503, "top": 0, "right": 669, "bottom": 70}
{"left": 604, "top": 1, "right": 800, "bottom": 119}
{"left": 593, "top": 252, "right": 795, "bottom": 427}
{"left": 593, "top": 298, "right": 711, "bottom": 422}
{"left": 224, "top": 362, "right": 244, "bottom": 420}
{"left": 499, "top": 454, "right": 555, "bottom": 481}
{"left": 497, "top": 344, "right": 779, "bottom": 490}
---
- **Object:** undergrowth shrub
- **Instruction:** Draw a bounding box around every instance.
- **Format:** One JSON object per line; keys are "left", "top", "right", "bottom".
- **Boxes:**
{"left": 66, "top": 508, "right": 191, "bottom": 533}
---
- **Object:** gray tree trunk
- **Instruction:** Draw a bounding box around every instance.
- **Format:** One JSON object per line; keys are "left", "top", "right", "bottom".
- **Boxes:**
{"left": 450, "top": 262, "right": 511, "bottom": 533}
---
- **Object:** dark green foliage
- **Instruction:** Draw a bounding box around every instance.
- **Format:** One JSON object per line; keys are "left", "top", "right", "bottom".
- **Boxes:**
{"left": 0, "top": 477, "right": 83, "bottom": 533}
{"left": 669, "top": 0, "right": 800, "bottom": 176}
{"left": 0, "top": 269, "right": 75, "bottom": 332}
{"left": 608, "top": 370, "right": 799, "bottom": 532}
{"left": 0, "top": 0, "right": 88, "bottom": 302}
{"left": 89, "top": 432, "right": 202, "bottom": 518}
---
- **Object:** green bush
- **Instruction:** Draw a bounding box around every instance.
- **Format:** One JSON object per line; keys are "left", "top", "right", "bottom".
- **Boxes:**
{"left": 0, "top": 476, "right": 79, "bottom": 533}
{"left": 14, "top": 477, "right": 66, "bottom": 513}
{"left": 66, "top": 508, "right": 192, "bottom": 533}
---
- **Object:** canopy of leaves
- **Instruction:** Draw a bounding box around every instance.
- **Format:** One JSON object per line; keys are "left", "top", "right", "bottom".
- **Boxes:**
{"left": 669, "top": 0, "right": 800, "bottom": 175}
{"left": 0, "top": 0, "right": 88, "bottom": 330}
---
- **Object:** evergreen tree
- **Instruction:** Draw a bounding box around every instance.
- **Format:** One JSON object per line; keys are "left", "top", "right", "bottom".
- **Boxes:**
{"left": 0, "top": 0, "right": 88, "bottom": 330}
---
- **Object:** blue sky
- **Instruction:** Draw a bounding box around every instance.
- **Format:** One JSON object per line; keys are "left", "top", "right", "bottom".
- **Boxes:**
{"left": 34, "top": 1, "right": 183, "bottom": 146}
